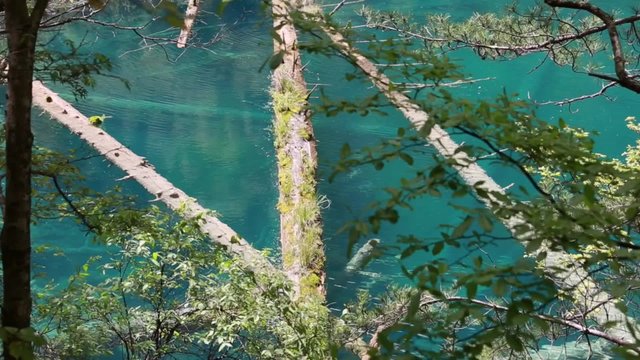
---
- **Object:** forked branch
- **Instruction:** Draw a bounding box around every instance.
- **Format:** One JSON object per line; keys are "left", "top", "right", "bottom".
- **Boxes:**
{"left": 544, "top": 0, "right": 640, "bottom": 93}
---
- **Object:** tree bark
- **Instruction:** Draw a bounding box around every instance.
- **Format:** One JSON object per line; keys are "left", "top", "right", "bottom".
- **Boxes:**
{"left": 271, "top": 0, "right": 326, "bottom": 300}
{"left": 176, "top": 0, "right": 199, "bottom": 48}
{"left": 2, "top": 1, "right": 49, "bottom": 358}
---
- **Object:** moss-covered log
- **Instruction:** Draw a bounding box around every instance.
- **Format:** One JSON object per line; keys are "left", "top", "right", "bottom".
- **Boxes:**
{"left": 271, "top": 0, "right": 326, "bottom": 302}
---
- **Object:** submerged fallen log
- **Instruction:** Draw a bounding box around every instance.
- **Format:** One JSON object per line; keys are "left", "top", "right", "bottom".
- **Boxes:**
{"left": 31, "top": 80, "right": 275, "bottom": 275}
{"left": 314, "top": 13, "right": 636, "bottom": 348}
{"left": 271, "top": 0, "right": 326, "bottom": 301}
{"left": 177, "top": 0, "right": 199, "bottom": 48}
{"left": 346, "top": 239, "right": 379, "bottom": 272}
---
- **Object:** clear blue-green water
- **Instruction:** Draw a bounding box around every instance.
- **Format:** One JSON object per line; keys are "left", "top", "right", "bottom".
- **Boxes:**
{"left": 30, "top": 0, "right": 638, "bottom": 328}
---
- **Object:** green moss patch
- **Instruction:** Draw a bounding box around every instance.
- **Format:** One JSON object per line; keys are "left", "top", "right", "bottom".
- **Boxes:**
{"left": 271, "top": 75, "right": 325, "bottom": 302}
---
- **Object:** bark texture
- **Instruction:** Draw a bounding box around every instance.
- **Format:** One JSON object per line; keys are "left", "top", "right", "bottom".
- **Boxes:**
{"left": 177, "top": 0, "right": 199, "bottom": 48}
{"left": 271, "top": 0, "right": 325, "bottom": 300}
{"left": 2, "top": 1, "right": 49, "bottom": 359}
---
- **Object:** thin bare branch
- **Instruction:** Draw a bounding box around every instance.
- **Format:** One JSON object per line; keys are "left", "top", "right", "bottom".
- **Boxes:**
{"left": 535, "top": 81, "right": 618, "bottom": 106}
{"left": 32, "top": 170, "right": 98, "bottom": 233}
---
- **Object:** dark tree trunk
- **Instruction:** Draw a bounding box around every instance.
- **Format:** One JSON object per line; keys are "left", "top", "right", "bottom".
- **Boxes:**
{"left": 2, "top": 1, "right": 48, "bottom": 359}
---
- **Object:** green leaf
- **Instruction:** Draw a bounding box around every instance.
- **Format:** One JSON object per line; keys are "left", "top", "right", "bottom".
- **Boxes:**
{"left": 478, "top": 214, "right": 493, "bottom": 232}
{"left": 506, "top": 334, "right": 524, "bottom": 352}
{"left": 451, "top": 216, "right": 473, "bottom": 239}
{"left": 217, "top": 0, "right": 234, "bottom": 15}
{"left": 466, "top": 283, "right": 477, "bottom": 298}
{"left": 340, "top": 143, "right": 351, "bottom": 158}
{"left": 449, "top": 307, "right": 468, "bottom": 322}
{"left": 432, "top": 242, "right": 444, "bottom": 255}
{"left": 473, "top": 256, "right": 482, "bottom": 268}
{"left": 399, "top": 152, "right": 414, "bottom": 165}
{"left": 164, "top": 13, "right": 184, "bottom": 28}
{"left": 493, "top": 279, "right": 507, "bottom": 297}
{"left": 88, "top": 0, "right": 106, "bottom": 10}
{"left": 610, "top": 283, "right": 628, "bottom": 298}
{"left": 269, "top": 51, "right": 285, "bottom": 70}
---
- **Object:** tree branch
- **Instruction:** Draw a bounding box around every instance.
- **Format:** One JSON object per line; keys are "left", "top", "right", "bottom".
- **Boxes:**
{"left": 536, "top": 81, "right": 618, "bottom": 106}
{"left": 544, "top": 0, "right": 640, "bottom": 93}
{"left": 365, "top": 13, "right": 640, "bottom": 58}
{"left": 427, "top": 296, "right": 636, "bottom": 349}
{"left": 29, "top": 0, "right": 50, "bottom": 32}
{"left": 363, "top": 293, "right": 637, "bottom": 356}
{"left": 32, "top": 170, "right": 98, "bottom": 233}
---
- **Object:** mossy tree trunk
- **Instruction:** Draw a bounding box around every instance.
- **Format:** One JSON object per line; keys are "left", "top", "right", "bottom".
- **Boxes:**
{"left": 271, "top": 0, "right": 326, "bottom": 301}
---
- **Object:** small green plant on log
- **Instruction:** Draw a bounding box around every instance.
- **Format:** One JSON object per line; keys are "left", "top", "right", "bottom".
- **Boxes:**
{"left": 271, "top": 74, "right": 326, "bottom": 300}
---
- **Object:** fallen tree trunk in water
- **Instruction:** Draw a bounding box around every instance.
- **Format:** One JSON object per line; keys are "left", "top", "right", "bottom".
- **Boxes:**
{"left": 31, "top": 80, "right": 276, "bottom": 275}
{"left": 270, "top": 0, "right": 326, "bottom": 301}
{"left": 177, "top": 0, "right": 199, "bottom": 48}
{"left": 312, "top": 11, "right": 637, "bottom": 350}
{"left": 346, "top": 239, "right": 379, "bottom": 272}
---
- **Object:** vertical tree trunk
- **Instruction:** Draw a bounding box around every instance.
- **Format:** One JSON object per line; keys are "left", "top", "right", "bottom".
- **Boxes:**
{"left": 2, "top": 1, "right": 48, "bottom": 358}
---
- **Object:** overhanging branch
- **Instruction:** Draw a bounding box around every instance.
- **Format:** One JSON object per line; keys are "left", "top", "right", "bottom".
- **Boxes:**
{"left": 544, "top": 0, "right": 640, "bottom": 93}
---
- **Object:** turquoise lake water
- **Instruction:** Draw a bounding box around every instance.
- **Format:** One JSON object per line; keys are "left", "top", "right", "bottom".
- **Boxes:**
{"left": 30, "top": 0, "right": 639, "bottom": 333}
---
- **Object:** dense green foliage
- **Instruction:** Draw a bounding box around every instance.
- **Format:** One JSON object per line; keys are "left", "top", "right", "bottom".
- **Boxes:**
{"left": 35, "top": 205, "right": 331, "bottom": 359}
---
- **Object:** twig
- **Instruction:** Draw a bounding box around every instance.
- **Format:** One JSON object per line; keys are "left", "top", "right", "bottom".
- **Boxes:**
{"left": 421, "top": 296, "right": 636, "bottom": 348}
{"left": 32, "top": 170, "right": 98, "bottom": 233}
{"left": 396, "top": 77, "right": 494, "bottom": 89}
{"left": 363, "top": 13, "right": 640, "bottom": 60}
{"left": 327, "top": 0, "right": 365, "bottom": 16}
{"left": 535, "top": 81, "right": 618, "bottom": 106}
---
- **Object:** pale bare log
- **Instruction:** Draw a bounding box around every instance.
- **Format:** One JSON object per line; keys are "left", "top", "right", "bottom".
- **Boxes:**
{"left": 315, "top": 13, "right": 636, "bottom": 347}
{"left": 346, "top": 238, "right": 379, "bottom": 272}
{"left": 31, "top": 80, "right": 276, "bottom": 274}
{"left": 177, "top": 0, "right": 199, "bottom": 48}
